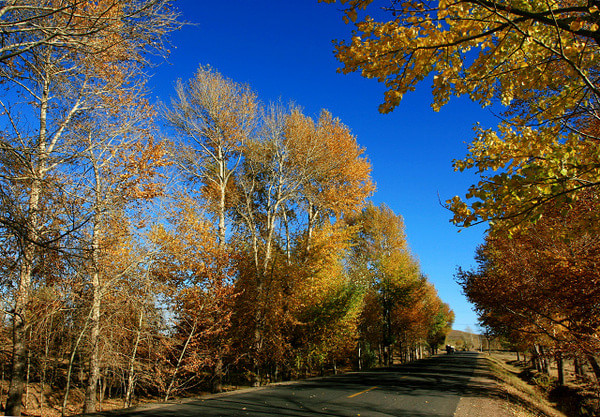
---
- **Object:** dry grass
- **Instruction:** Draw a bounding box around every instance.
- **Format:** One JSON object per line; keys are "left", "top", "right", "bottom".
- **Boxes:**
{"left": 484, "top": 353, "right": 568, "bottom": 417}
{"left": 0, "top": 380, "right": 164, "bottom": 417}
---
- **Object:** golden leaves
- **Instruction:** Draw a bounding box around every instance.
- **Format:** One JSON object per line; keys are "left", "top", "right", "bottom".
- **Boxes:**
{"left": 570, "top": 19, "right": 584, "bottom": 31}
{"left": 327, "top": 0, "right": 600, "bottom": 226}
{"left": 327, "top": 2, "right": 600, "bottom": 131}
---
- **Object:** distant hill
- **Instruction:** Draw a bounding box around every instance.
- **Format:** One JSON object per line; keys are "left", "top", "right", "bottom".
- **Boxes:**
{"left": 445, "top": 329, "right": 506, "bottom": 351}
{"left": 445, "top": 329, "right": 481, "bottom": 350}
{"left": 447, "top": 329, "right": 479, "bottom": 339}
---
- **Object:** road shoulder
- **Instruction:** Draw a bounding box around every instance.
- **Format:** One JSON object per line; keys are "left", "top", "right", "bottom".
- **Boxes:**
{"left": 454, "top": 353, "right": 515, "bottom": 417}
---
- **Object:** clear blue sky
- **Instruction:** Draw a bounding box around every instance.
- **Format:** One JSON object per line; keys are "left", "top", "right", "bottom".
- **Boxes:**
{"left": 149, "top": 0, "right": 499, "bottom": 332}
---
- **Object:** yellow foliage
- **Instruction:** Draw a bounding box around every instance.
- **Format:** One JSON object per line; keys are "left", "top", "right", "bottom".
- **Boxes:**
{"left": 324, "top": 0, "right": 600, "bottom": 228}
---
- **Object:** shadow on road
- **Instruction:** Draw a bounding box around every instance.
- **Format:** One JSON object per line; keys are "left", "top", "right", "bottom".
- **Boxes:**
{"left": 88, "top": 352, "right": 503, "bottom": 417}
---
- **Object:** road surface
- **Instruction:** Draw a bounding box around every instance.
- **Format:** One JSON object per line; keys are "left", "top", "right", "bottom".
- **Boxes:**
{"left": 92, "top": 352, "right": 510, "bottom": 417}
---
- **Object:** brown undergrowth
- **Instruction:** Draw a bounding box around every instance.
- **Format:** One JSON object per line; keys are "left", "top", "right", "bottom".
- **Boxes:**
{"left": 0, "top": 381, "right": 171, "bottom": 417}
{"left": 487, "top": 353, "right": 600, "bottom": 417}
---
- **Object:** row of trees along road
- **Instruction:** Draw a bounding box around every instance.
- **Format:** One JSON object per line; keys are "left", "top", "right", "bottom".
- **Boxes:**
{"left": 0, "top": 3, "right": 454, "bottom": 416}
{"left": 321, "top": 0, "right": 600, "bottom": 390}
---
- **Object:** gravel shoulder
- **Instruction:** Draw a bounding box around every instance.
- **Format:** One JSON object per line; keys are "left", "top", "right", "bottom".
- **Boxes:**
{"left": 455, "top": 352, "right": 568, "bottom": 417}
{"left": 454, "top": 353, "right": 515, "bottom": 417}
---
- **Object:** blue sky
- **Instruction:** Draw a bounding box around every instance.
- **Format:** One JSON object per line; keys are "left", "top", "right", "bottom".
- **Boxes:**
{"left": 149, "top": 0, "right": 499, "bottom": 332}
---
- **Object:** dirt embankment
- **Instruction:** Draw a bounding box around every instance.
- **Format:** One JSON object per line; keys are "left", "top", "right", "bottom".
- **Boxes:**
{"left": 480, "top": 351, "right": 599, "bottom": 417}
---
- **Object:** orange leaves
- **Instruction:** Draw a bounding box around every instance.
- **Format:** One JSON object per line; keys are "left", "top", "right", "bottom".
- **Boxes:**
{"left": 283, "top": 108, "right": 375, "bottom": 220}
{"left": 458, "top": 192, "right": 600, "bottom": 355}
{"left": 151, "top": 199, "right": 232, "bottom": 289}
{"left": 300, "top": 221, "right": 356, "bottom": 300}
{"left": 119, "top": 140, "right": 170, "bottom": 200}
{"left": 312, "top": 111, "right": 375, "bottom": 216}
{"left": 149, "top": 198, "right": 235, "bottom": 386}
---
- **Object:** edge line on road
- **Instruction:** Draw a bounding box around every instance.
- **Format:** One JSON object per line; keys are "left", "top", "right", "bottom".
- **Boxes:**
{"left": 347, "top": 386, "right": 378, "bottom": 398}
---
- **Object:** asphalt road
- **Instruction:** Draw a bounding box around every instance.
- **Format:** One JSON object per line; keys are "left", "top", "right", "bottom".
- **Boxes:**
{"left": 94, "top": 352, "right": 496, "bottom": 417}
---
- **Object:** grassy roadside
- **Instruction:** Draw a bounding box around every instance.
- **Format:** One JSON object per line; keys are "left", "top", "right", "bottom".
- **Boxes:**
{"left": 483, "top": 353, "right": 568, "bottom": 417}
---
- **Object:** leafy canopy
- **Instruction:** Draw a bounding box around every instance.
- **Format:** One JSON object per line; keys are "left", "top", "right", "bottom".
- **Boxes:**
{"left": 323, "top": 0, "right": 600, "bottom": 227}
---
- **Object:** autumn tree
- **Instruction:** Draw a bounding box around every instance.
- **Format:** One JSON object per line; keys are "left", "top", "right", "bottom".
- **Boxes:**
{"left": 293, "top": 109, "right": 375, "bottom": 252}
{"left": 164, "top": 65, "right": 259, "bottom": 248}
{"left": 323, "top": 0, "right": 600, "bottom": 227}
{"left": 0, "top": 40, "right": 94, "bottom": 417}
{"left": 457, "top": 191, "right": 600, "bottom": 380}
{"left": 0, "top": 225, "right": 78, "bottom": 415}
{"left": 268, "top": 218, "right": 362, "bottom": 377}
{"left": 345, "top": 204, "right": 452, "bottom": 365}
{"left": 349, "top": 203, "right": 422, "bottom": 366}
{"left": 162, "top": 66, "right": 262, "bottom": 393}
{"left": 150, "top": 197, "right": 235, "bottom": 396}
{"left": 0, "top": 1, "right": 179, "bottom": 414}
{"left": 233, "top": 103, "right": 318, "bottom": 384}
{"left": 230, "top": 102, "right": 375, "bottom": 383}
{"left": 61, "top": 36, "right": 173, "bottom": 410}
{"left": 426, "top": 301, "right": 454, "bottom": 355}
{"left": 392, "top": 277, "right": 453, "bottom": 360}
{"left": 0, "top": 1, "right": 178, "bottom": 63}
{"left": 82, "top": 138, "right": 168, "bottom": 412}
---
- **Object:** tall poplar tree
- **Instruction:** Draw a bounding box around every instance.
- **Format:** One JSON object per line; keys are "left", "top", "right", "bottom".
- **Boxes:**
{"left": 0, "top": 1, "right": 179, "bottom": 414}
{"left": 164, "top": 65, "right": 259, "bottom": 249}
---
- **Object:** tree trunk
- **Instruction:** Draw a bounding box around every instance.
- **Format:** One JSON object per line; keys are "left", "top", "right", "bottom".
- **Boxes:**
{"left": 358, "top": 343, "right": 362, "bottom": 371}
{"left": 532, "top": 345, "right": 542, "bottom": 372}
{"left": 283, "top": 209, "right": 292, "bottom": 264}
{"left": 382, "top": 287, "right": 392, "bottom": 367}
{"left": 6, "top": 257, "right": 32, "bottom": 416}
{"left": 574, "top": 356, "right": 583, "bottom": 378}
{"left": 98, "top": 374, "right": 104, "bottom": 410}
{"left": 212, "top": 357, "right": 223, "bottom": 393}
{"left": 6, "top": 188, "right": 41, "bottom": 416}
{"left": 306, "top": 204, "right": 318, "bottom": 256}
{"left": 6, "top": 61, "right": 52, "bottom": 416}
{"left": 586, "top": 355, "right": 600, "bottom": 382}
{"left": 1, "top": 363, "right": 5, "bottom": 409}
{"left": 125, "top": 307, "right": 144, "bottom": 408}
{"left": 539, "top": 346, "right": 549, "bottom": 374}
{"left": 556, "top": 352, "right": 564, "bottom": 386}
{"left": 217, "top": 170, "right": 227, "bottom": 249}
{"left": 62, "top": 312, "right": 91, "bottom": 417}
{"left": 84, "top": 161, "right": 105, "bottom": 414}
{"left": 252, "top": 313, "right": 263, "bottom": 387}
{"left": 165, "top": 321, "right": 196, "bottom": 402}
{"left": 213, "top": 161, "right": 228, "bottom": 395}
{"left": 40, "top": 316, "right": 52, "bottom": 416}
{"left": 25, "top": 338, "right": 31, "bottom": 411}
{"left": 83, "top": 260, "right": 101, "bottom": 413}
